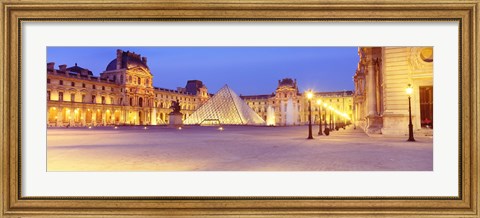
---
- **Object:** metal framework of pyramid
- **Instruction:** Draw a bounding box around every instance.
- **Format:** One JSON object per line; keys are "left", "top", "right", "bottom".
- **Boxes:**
{"left": 184, "top": 85, "right": 266, "bottom": 125}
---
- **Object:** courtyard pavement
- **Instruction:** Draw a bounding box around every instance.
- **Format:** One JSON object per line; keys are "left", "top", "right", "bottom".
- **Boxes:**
{"left": 47, "top": 125, "right": 433, "bottom": 171}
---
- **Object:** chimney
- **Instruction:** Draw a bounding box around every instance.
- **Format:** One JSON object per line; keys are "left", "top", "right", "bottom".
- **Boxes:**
{"left": 116, "top": 49, "right": 123, "bottom": 70}
{"left": 47, "top": 62, "right": 55, "bottom": 71}
{"left": 59, "top": 64, "right": 67, "bottom": 72}
{"left": 142, "top": 57, "right": 147, "bottom": 65}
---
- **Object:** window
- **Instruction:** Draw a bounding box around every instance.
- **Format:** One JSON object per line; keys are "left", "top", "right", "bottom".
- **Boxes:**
{"left": 110, "top": 97, "right": 114, "bottom": 104}
{"left": 92, "top": 95, "right": 96, "bottom": 103}
{"left": 47, "top": 91, "right": 51, "bottom": 100}
{"left": 82, "top": 94, "right": 86, "bottom": 103}
{"left": 111, "top": 87, "right": 114, "bottom": 92}
{"left": 102, "top": 86, "right": 105, "bottom": 91}
{"left": 120, "top": 75, "right": 124, "bottom": 83}
{"left": 138, "top": 77, "right": 141, "bottom": 84}
{"left": 58, "top": 92, "right": 63, "bottom": 101}
{"left": 70, "top": 93, "right": 75, "bottom": 102}
{"left": 71, "top": 82, "right": 75, "bottom": 87}
{"left": 130, "top": 98, "right": 133, "bottom": 106}
{"left": 101, "top": 96, "right": 106, "bottom": 104}
{"left": 92, "top": 84, "right": 96, "bottom": 89}
{"left": 59, "top": 80, "right": 63, "bottom": 85}
{"left": 47, "top": 78, "right": 50, "bottom": 84}
{"left": 82, "top": 83, "right": 86, "bottom": 88}
{"left": 337, "top": 99, "right": 340, "bottom": 102}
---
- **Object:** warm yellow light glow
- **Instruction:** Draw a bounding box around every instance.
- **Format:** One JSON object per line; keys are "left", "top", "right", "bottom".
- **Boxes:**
{"left": 316, "top": 99, "right": 322, "bottom": 105}
{"left": 53, "top": 107, "right": 56, "bottom": 110}
{"left": 306, "top": 91, "right": 313, "bottom": 99}
{"left": 218, "top": 127, "right": 224, "bottom": 131}
{"left": 323, "top": 103, "right": 328, "bottom": 107}
{"left": 88, "top": 126, "right": 92, "bottom": 129}
{"left": 406, "top": 84, "right": 413, "bottom": 95}
{"left": 114, "top": 126, "right": 118, "bottom": 129}
{"left": 178, "top": 127, "right": 182, "bottom": 130}
{"left": 144, "top": 126, "right": 147, "bottom": 130}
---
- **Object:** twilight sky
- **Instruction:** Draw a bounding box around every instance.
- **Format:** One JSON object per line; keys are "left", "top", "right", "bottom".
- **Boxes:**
{"left": 47, "top": 47, "right": 359, "bottom": 95}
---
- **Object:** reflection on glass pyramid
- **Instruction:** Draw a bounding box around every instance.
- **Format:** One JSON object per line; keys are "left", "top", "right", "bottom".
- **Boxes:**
{"left": 184, "top": 85, "right": 266, "bottom": 125}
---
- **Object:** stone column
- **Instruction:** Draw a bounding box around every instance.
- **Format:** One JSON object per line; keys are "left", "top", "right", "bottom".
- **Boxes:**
{"left": 102, "top": 111, "right": 106, "bottom": 126}
{"left": 366, "top": 61, "right": 377, "bottom": 116}
{"left": 151, "top": 108, "right": 157, "bottom": 125}
{"left": 365, "top": 58, "right": 382, "bottom": 134}
{"left": 81, "top": 110, "right": 86, "bottom": 126}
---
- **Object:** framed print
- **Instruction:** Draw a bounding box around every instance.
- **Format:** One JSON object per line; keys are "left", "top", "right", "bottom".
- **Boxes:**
{"left": 1, "top": 0, "right": 478, "bottom": 217}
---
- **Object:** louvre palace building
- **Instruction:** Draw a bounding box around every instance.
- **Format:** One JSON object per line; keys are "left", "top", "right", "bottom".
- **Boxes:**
{"left": 353, "top": 47, "right": 433, "bottom": 136}
{"left": 47, "top": 49, "right": 353, "bottom": 127}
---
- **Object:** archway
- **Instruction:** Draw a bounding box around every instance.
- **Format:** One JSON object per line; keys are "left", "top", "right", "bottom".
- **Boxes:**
{"left": 139, "top": 97, "right": 143, "bottom": 107}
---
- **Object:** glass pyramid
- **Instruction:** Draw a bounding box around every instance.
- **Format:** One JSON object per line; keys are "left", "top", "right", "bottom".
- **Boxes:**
{"left": 184, "top": 85, "right": 266, "bottom": 125}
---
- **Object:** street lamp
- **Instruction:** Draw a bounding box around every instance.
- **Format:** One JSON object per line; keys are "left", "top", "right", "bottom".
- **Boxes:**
{"left": 406, "top": 84, "right": 415, "bottom": 142}
{"left": 306, "top": 91, "right": 314, "bottom": 139}
{"left": 329, "top": 106, "right": 334, "bottom": 130}
{"left": 323, "top": 103, "right": 329, "bottom": 135}
{"left": 316, "top": 99, "right": 323, "bottom": 135}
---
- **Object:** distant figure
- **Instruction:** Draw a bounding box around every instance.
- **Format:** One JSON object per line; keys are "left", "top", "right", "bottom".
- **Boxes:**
{"left": 324, "top": 127, "right": 330, "bottom": 136}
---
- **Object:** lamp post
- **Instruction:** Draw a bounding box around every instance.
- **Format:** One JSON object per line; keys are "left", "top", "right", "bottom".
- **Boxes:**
{"left": 406, "top": 84, "right": 415, "bottom": 142}
{"left": 317, "top": 99, "right": 323, "bottom": 135}
{"left": 323, "top": 103, "right": 329, "bottom": 135}
{"left": 329, "top": 106, "right": 333, "bottom": 130}
{"left": 307, "top": 91, "right": 314, "bottom": 139}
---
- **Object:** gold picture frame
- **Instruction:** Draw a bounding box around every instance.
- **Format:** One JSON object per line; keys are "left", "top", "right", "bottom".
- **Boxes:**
{"left": 1, "top": 0, "right": 478, "bottom": 217}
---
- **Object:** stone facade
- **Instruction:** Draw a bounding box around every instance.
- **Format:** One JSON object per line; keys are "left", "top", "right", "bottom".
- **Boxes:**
{"left": 47, "top": 49, "right": 209, "bottom": 127}
{"left": 353, "top": 47, "right": 433, "bottom": 136}
{"left": 241, "top": 78, "right": 354, "bottom": 126}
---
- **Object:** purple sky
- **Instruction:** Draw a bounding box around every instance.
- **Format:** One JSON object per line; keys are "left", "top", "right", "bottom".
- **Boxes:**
{"left": 47, "top": 47, "right": 359, "bottom": 95}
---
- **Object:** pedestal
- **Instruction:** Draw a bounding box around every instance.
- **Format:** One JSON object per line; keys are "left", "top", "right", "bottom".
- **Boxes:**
{"left": 169, "top": 112, "right": 183, "bottom": 127}
{"left": 365, "top": 115, "right": 382, "bottom": 134}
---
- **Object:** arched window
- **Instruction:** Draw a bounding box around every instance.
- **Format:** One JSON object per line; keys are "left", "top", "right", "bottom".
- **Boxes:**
{"left": 138, "top": 77, "right": 141, "bottom": 84}
{"left": 130, "top": 98, "right": 133, "bottom": 106}
{"left": 139, "top": 97, "right": 143, "bottom": 107}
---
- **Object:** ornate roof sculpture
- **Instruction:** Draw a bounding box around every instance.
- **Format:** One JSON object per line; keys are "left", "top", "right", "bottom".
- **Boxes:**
{"left": 184, "top": 85, "right": 266, "bottom": 125}
{"left": 105, "top": 50, "right": 150, "bottom": 72}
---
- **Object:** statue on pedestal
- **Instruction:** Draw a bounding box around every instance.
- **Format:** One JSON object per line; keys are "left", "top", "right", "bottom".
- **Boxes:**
{"left": 169, "top": 99, "right": 183, "bottom": 126}
{"left": 169, "top": 99, "right": 182, "bottom": 115}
